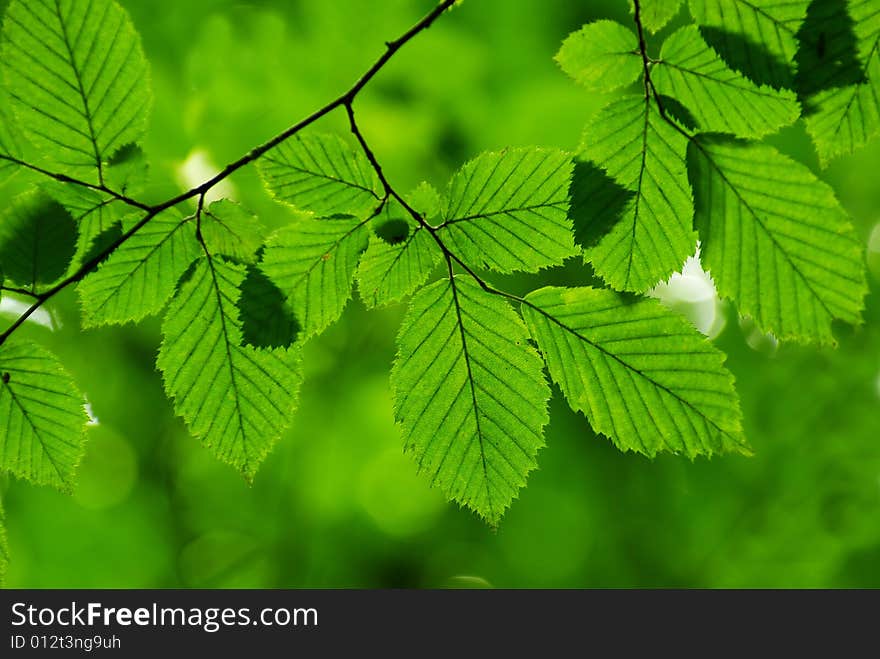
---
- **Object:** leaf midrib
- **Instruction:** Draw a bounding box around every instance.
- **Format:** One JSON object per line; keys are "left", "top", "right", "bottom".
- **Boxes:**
{"left": 448, "top": 274, "right": 494, "bottom": 521}
{"left": 203, "top": 254, "right": 251, "bottom": 473}
{"left": 53, "top": 0, "right": 103, "bottom": 180}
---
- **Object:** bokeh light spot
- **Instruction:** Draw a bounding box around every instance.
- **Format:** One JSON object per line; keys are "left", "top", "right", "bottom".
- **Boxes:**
{"left": 650, "top": 247, "right": 726, "bottom": 338}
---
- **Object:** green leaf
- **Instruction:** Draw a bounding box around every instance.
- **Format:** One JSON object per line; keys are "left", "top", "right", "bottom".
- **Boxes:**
{"left": 579, "top": 95, "right": 696, "bottom": 292}
{"left": 258, "top": 133, "right": 382, "bottom": 218}
{"left": 688, "top": 0, "right": 810, "bottom": 88}
{"left": 652, "top": 25, "right": 801, "bottom": 138}
{"left": 77, "top": 210, "right": 200, "bottom": 327}
{"left": 407, "top": 181, "right": 443, "bottom": 221}
{"left": 1, "top": 0, "right": 151, "bottom": 181}
{"left": 688, "top": 136, "right": 867, "bottom": 343}
{"left": 0, "top": 189, "right": 77, "bottom": 288}
{"left": 357, "top": 221, "right": 440, "bottom": 309}
{"left": 438, "top": 148, "right": 577, "bottom": 273}
{"left": 41, "top": 181, "right": 129, "bottom": 268}
{"left": 260, "top": 215, "right": 370, "bottom": 340}
{"left": 392, "top": 276, "right": 550, "bottom": 525}
{"left": 802, "top": 0, "right": 880, "bottom": 165}
{"left": 555, "top": 20, "right": 642, "bottom": 92}
{"left": 199, "top": 200, "right": 265, "bottom": 263}
{"left": 157, "top": 257, "right": 302, "bottom": 480}
{"left": 0, "top": 340, "right": 88, "bottom": 490}
{"left": 633, "top": 0, "right": 683, "bottom": 33}
{"left": 522, "top": 286, "right": 748, "bottom": 457}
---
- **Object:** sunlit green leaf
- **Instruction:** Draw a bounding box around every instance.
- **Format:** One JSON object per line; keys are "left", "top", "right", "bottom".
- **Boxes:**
{"left": 688, "top": 135, "right": 867, "bottom": 343}
{"left": 259, "top": 133, "right": 382, "bottom": 218}
{"left": 438, "top": 148, "right": 577, "bottom": 273}
{"left": 555, "top": 20, "right": 642, "bottom": 92}
{"left": 522, "top": 286, "right": 748, "bottom": 457}
{"left": 392, "top": 276, "right": 550, "bottom": 525}
{"left": 0, "top": 340, "right": 88, "bottom": 490}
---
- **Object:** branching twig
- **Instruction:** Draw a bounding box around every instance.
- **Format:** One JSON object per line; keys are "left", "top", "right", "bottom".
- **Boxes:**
{"left": 0, "top": 154, "right": 150, "bottom": 211}
{"left": 0, "top": 0, "right": 457, "bottom": 348}
{"left": 631, "top": 0, "right": 697, "bottom": 143}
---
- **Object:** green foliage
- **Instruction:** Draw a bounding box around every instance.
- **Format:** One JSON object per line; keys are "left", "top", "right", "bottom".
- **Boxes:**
{"left": 522, "top": 287, "right": 747, "bottom": 457}
{"left": 555, "top": 20, "right": 642, "bottom": 91}
{"left": 77, "top": 210, "right": 200, "bottom": 327}
{"left": 438, "top": 148, "right": 577, "bottom": 273}
{"left": 0, "top": 190, "right": 76, "bottom": 288}
{"left": 578, "top": 95, "right": 695, "bottom": 293}
{"left": 391, "top": 276, "right": 550, "bottom": 525}
{"left": 157, "top": 257, "right": 302, "bottom": 480}
{"left": 258, "top": 133, "right": 383, "bottom": 218}
{"left": 802, "top": 0, "right": 880, "bottom": 165}
{"left": 652, "top": 25, "right": 801, "bottom": 138}
{"left": 688, "top": 136, "right": 866, "bottom": 343}
{"left": 0, "top": 0, "right": 876, "bottom": 550}
{"left": 260, "top": 215, "right": 370, "bottom": 340}
{"left": 1, "top": 0, "right": 151, "bottom": 181}
{"left": 0, "top": 340, "right": 88, "bottom": 490}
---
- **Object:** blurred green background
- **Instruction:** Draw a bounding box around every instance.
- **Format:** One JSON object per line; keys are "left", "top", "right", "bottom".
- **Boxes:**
{"left": 2, "top": 0, "right": 879, "bottom": 588}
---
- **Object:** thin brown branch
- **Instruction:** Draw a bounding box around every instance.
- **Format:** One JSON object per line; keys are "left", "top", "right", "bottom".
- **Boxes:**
{"left": 0, "top": 0, "right": 457, "bottom": 348}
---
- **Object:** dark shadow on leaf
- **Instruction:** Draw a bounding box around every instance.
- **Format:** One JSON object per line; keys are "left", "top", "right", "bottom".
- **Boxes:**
{"left": 81, "top": 223, "right": 123, "bottom": 272}
{"left": 375, "top": 218, "right": 410, "bottom": 245}
{"left": 238, "top": 265, "right": 300, "bottom": 349}
{"left": 568, "top": 159, "right": 633, "bottom": 252}
{"left": 106, "top": 142, "right": 148, "bottom": 193}
{"left": 107, "top": 143, "right": 143, "bottom": 167}
{"left": 657, "top": 94, "right": 698, "bottom": 132}
{"left": 698, "top": 26, "right": 794, "bottom": 89}
{"left": 0, "top": 191, "right": 77, "bottom": 287}
{"left": 796, "top": 0, "right": 864, "bottom": 110}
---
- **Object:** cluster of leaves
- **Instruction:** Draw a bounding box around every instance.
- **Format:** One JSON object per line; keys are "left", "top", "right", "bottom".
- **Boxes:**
{"left": 0, "top": 0, "right": 875, "bottom": 554}
{"left": 559, "top": 0, "right": 872, "bottom": 345}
